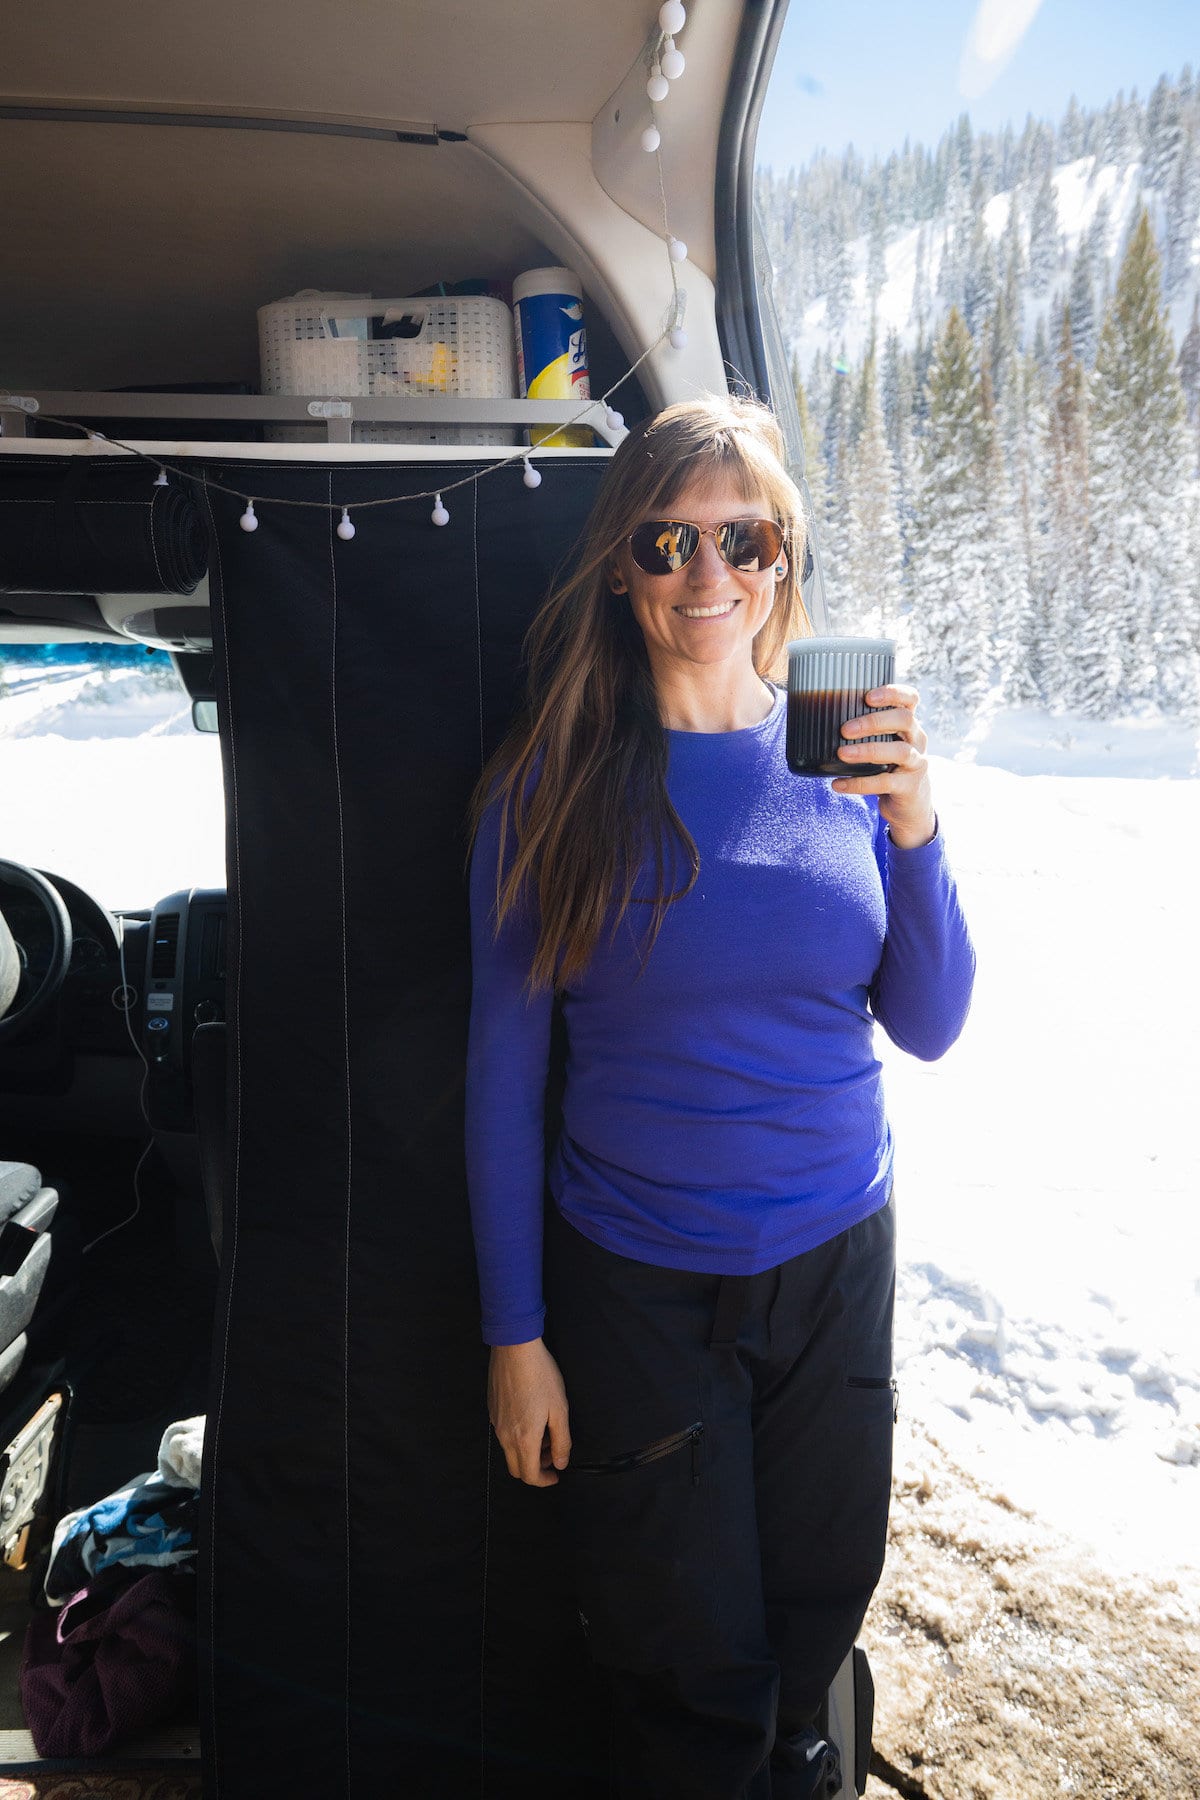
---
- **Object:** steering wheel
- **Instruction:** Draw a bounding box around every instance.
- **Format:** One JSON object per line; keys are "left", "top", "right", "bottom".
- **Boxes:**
{"left": 0, "top": 860, "right": 73, "bottom": 1041}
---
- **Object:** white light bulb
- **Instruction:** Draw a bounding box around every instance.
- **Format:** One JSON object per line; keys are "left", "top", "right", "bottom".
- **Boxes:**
{"left": 605, "top": 407, "right": 624, "bottom": 431}
{"left": 239, "top": 501, "right": 258, "bottom": 532}
{"left": 668, "top": 236, "right": 688, "bottom": 263}
{"left": 669, "top": 326, "right": 688, "bottom": 350}
{"left": 523, "top": 458, "right": 542, "bottom": 489}
{"left": 641, "top": 124, "right": 661, "bottom": 153}
{"left": 658, "top": 0, "right": 686, "bottom": 33}
{"left": 337, "top": 507, "right": 356, "bottom": 540}
{"left": 647, "top": 68, "right": 669, "bottom": 103}
{"left": 661, "top": 39, "right": 685, "bottom": 79}
{"left": 431, "top": 494, "right": 449, "bottom": 526}
{"left": 153, "top": 468, "right": 169, "bottom": 487}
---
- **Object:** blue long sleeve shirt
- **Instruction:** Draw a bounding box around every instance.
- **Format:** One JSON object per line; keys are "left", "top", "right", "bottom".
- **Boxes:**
{"left": 466, "top": 685, "right": 975, "bottom": 1345}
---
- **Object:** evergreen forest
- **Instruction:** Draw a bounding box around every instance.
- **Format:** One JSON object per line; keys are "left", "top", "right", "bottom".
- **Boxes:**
{"left": 757, "top": 69, "right": 1200, "bottom": 723}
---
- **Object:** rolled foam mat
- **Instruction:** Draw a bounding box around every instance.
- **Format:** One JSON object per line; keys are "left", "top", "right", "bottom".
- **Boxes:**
{"left": 0, "top": 457, "right": 207, "bottom": 594}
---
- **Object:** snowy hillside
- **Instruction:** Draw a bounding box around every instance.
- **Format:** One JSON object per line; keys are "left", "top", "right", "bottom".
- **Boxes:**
{"left": 784, "top": 152, "right": 1198, "bottom": 370}
{"left": 758, "top": 67, "right": 1200, "bottom": 367}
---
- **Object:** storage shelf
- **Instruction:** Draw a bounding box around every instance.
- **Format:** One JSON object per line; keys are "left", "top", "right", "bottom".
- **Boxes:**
{"left": 0, "top": 390, "right": 625, "bottom": 447}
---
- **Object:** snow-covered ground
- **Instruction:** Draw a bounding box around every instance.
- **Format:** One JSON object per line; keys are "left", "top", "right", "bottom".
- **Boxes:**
{"left": 886, "top": 709, "right": 1200, "bottom": 1599}
{"left": 2, "top": 663, "right": 1198, "bottom": 1602}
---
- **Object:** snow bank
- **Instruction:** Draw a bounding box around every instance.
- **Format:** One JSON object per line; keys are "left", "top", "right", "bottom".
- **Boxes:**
{"left": 884, "top": 726, "right": 1200, "bottom": 1591}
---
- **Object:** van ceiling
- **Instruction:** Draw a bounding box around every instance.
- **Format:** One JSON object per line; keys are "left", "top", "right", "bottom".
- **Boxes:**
{"left": 0, "top": 0, "right": 693, "bottom": 391}
{"left": 1, "top": 1, "right": 657, "bottom": 132}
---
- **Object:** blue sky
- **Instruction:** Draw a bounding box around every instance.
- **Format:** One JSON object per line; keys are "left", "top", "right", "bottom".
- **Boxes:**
{"left": 755, "top": 0, "right": 1196, "bottom": 170}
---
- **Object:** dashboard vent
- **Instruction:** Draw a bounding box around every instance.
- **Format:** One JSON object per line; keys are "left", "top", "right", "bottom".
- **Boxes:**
{"left": 151, "top": 912, "right": 181, "bottom": 978}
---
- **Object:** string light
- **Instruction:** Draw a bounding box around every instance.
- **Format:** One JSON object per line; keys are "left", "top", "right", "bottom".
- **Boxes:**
{"left": 658, "top": 0, "right": 686, "bottom": 31}
{"left": 153, "top": 467, "right": 169, "bottom": 486}
{"left": 660, "top": 37, "right": 685, "bottom": 80}
{"left": 605, "top": 407, "right": 624, "bottom": 432}
{"left": 522, "top": 457, "right": 542, "bottom": 489}
{"left": 239, "top": 500, "right": 258, "bottom": 532}
{"left": 641, "top": 124, "right": 661, "bottom": 153}
{"left": 337, "top": 506, "right": 356, "bottom": 540}
{"left": 668, "top": 236, "right": 687, "bottom": 263}
{"left": 646, "top": 65, "right": 669, "bottom": 103}
{"left": 431, "top": 493, "right": 450, "bottom": 527}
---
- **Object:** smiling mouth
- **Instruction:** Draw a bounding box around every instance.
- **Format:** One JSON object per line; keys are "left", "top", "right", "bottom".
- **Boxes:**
{"left": 673, "top": 599, "right": 740, "bottom": 619}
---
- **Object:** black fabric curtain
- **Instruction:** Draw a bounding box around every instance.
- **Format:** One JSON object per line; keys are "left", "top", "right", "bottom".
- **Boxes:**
{"left": 197, "top": 455, "right": 610, "bottom": 1797}
{"left": 0, "top": 457, "right": 207, "bottom": 594}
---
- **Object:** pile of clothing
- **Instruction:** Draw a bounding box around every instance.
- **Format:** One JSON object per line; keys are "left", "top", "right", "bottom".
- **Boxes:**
{"left": 20, "top": 1416, "right": 205, "bottom": 1756}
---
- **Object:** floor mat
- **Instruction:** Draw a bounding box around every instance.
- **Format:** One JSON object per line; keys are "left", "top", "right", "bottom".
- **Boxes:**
{"left": 0, "top": 1777, "right": 199, "bottom": 1799}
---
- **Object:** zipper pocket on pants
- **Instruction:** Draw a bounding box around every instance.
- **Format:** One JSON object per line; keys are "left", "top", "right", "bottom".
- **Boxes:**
{"left": 847, "top": 1375, "right": 899, "bottom": 1422}
{"left": 571, "top": 1421, "right": 704, "bottom": 1485}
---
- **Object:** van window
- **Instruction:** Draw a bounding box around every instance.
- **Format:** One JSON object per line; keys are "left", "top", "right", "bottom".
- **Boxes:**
{"left": 0, "top": 645, "right": 225, "bottom": 911}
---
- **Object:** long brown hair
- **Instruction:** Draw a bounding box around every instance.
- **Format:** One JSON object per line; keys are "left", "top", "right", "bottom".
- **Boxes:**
{"left": 467, "top": 395, "right": 812, "bottom": 993}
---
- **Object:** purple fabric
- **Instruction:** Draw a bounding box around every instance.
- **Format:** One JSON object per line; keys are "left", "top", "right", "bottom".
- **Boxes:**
{"left": 467, "top": 686, "right": 976, "bottom": 1344}
{"left": 20, "top": 1567, "right": 197, "bottom": 1756}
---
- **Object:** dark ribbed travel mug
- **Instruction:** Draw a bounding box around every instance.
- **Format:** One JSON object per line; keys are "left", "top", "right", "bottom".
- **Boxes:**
{"left": 786, "top": 636, "right": 898, "bottom": 776}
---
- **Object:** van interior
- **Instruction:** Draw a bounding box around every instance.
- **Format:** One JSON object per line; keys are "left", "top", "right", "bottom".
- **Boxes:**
{"left": 0, "top": 2, "right": 862, "bottom": 1792}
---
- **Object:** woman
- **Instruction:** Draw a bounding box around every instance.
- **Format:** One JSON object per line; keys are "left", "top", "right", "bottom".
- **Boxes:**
{"left": 466, "top": 396, "right": 975, "bottom": 1800}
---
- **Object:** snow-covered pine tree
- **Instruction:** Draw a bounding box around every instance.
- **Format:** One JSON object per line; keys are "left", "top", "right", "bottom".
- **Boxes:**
{"left": 807, "top": 346, "right": 832, "bottom": 448}
{"left": 820, "top": 352, "right": 855, "bottom": 593}
{"left": 1068, "top": 245, "right": 1097, "bottom": 366}
{"left": 1001, "top": 184, "right": 1026, "bottom": 285}
{"left": 1043, "top": 308, "right": 1098, "bottom": 712}
{"left": 793, "top": 371, "right": 827, "bottom": 535}
{"left": 911, "top": 325, "right": 934, "bottom": 426}
{"left": 1084, "top": 193, "right": 1112, "bottom": 298}
{"left": 936, "top": 162, "right": 968, "bottom": 310}
{"left": 1178, "top": 295, "right": 1200, "bottom": 431}
{"left": 989, "top": 283, "right": 1019, "bottom": 407}
{"left": 962, "top": 208, "right": 998, "bottom": 340}
{"left": 907, "top": 307, "right": 992, "bottom": 722}
{"left": 1006, "top": 350, "right": 1050, "bottom": 693}
{"left": 1164, "top": 126, "right": 1199, "bottom": 297}
{"left": 979, "top": 342, "right": 1037, "bottom": 703}
{"left": 1061, "top": 95, "right": 1087, "bottom": 161}
{"left": 1028, "top": 167, "right": 1061, "bottom": 294}
{"left": 910, "top": 223, "right": 931, "bottom": 328}
{"left": 1144, "top": 74, "right": 1184, "bottom": 196}
{"left": 844, "top": 352, "right": 905, "bottom": 636}
{"left": 881, "top": 329, "right": 903, "bottom": 454}
{"left": 825, "top": 220, "right": 854, "bottom": 335}
{"left": 1089, "top": 207, "right": 1198, "bottom": 714}
{"left": 867, "top": 198, "right": 888, "bottom": 307}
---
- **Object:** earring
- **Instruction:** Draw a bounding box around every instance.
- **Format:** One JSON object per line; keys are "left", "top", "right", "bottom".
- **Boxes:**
{"left": 775, "top": 564, "right": 785, "bottom": 577}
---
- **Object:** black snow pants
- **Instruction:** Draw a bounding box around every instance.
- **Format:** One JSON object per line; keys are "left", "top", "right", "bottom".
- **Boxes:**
{"left": 543, "top": 1191, "right": 896, "bottom": 1800}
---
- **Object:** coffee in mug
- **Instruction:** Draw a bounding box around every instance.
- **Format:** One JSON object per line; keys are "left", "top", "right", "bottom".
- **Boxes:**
{"left": 786, "top": 636, "right": 898, "bottom": 777}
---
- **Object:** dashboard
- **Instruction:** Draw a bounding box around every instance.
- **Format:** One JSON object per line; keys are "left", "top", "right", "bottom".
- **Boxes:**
{"left": 0, "top": 868, "right": 226, "bottom": 1134}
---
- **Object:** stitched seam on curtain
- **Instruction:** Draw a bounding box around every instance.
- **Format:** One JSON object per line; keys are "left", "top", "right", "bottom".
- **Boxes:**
{"left": 199, "top": 481, "right": 239, "bottom": 1799}
{"left": 474, "top": 471, "right": 490, "bottom": 1787}
{"left": 329, "top": 468, "right": 354, "bottom": 1793}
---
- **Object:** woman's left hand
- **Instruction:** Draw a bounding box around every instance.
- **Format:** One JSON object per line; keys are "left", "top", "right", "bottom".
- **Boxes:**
{"left": 833, "top": 683, "right": 937, "bottom": 851}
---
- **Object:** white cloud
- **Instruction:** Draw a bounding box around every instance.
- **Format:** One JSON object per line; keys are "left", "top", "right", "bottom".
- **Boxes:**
{"left": 958, "top": 0, "right": 1046, "bottom": 100}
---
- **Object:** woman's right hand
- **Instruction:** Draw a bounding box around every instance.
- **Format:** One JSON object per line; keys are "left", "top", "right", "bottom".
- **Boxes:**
{"left": 488, "top": 1338, "right": 571, "bottom": 1486}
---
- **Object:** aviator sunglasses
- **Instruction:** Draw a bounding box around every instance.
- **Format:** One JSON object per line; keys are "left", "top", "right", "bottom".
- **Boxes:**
{"left": 626, "top": 517, "right": 787, "bottom": 577}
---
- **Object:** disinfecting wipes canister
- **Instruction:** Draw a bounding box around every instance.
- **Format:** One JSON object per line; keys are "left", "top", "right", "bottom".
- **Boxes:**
{"left": 513, "top": 267, "right": 593, "bottom": 448}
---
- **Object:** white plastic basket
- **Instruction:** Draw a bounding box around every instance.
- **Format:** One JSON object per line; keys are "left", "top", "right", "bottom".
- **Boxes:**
{"left": 257, "top": 290, "right": 517, "bottom": 445}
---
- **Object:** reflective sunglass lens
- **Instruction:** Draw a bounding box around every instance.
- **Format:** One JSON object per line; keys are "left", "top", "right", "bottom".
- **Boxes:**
{"left": 719, "top": 521, "right": 782, "bottom": 570}
{"left": 630, "top": 521, "right": 698, "bottom": 573}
